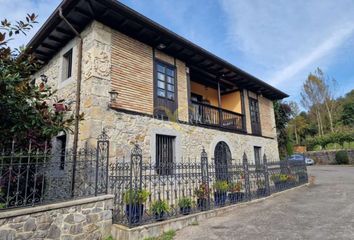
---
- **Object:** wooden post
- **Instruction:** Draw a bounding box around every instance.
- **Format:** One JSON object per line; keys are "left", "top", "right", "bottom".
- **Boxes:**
{"left": 217, "top": 79, "right": 222, "bottom": 127}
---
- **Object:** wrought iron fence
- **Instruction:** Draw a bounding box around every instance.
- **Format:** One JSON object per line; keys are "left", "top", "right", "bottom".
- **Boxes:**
{"left": 0, "top": 131, "right": 109, "bottom": 210}
{"left": 109, "top": 145, "right": 308, "bottom": 227}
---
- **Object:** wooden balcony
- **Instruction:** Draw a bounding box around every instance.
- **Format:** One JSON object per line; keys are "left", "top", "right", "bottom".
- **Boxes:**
{"left": 190, "top": 100, "right": 246, "bottom": 132}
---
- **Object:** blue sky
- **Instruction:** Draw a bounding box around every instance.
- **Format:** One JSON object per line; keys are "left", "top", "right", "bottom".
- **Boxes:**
{"left": 2, "top": 0, "right": 354, "bottom": 102}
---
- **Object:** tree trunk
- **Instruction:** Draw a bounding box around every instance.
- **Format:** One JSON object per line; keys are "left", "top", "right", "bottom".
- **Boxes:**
{"left": 324, "top": 101, "right": 334, "bottom": 133}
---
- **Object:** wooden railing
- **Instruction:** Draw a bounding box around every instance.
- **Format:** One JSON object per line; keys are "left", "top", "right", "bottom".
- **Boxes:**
{"left": 190, "top": 101, "right": 245, "bottom": 132}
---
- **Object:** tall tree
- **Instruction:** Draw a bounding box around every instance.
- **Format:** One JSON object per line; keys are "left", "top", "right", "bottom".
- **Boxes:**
{"left": 274, "top": 101, "right": 293, "bottom": 157}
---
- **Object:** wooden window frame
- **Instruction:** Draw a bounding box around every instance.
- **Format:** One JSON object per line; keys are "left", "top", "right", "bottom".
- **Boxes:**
{"left": 249, "top": 97, "right": 262, "bottom": 135}
{"left": 155, "top": 60, "right": 176, "bottom": 101}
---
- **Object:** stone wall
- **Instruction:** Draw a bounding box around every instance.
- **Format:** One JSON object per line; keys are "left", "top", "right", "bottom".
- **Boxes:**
{"left": 305, "top": 149, "right": 354, "bottom": 165}
{"left": 0, "top": 195, "right": 113, "bottom": 240}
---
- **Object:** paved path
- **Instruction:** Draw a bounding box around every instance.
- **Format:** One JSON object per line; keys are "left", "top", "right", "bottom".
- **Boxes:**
{"left": 175, "top": 166, "right": 354, "bottom": 240}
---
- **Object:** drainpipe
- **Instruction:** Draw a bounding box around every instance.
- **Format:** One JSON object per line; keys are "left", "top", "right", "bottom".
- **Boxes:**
{"left": 59, "top": 8, "right": 83, "bottom": 197}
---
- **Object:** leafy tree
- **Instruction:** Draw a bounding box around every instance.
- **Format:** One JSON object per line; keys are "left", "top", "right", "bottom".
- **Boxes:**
{"left": 0, "top": 14, "right": 76, "bottom": 148}
{"left": 274, "top": 101, "right": 293, "bottom": 157}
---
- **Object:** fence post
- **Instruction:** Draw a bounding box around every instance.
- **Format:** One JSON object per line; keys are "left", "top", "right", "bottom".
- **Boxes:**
{"left": 242, "top": 152, "right": 251, "bottom": 201}
{"left": 128, "top": 144, "right": 143, "bottom": 225}
{"left": 263, "top": 154, "right": 270, "bottom": 196}
{"left": 201, "top": 147, "right": 210, "bottom": 210}
{"left": 96, "top": 129, "right": 110, "bottom": 196}
{"left": 302, "top": 153, "right": 309, "bottom": 183}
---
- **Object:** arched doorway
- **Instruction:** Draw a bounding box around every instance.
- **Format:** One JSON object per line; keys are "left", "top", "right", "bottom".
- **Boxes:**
{"left": 214, "top": 141, "right": 231, "bottom": 181}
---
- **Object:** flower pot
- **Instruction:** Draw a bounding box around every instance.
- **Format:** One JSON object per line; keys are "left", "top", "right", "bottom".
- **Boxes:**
{"left": 197, "top": 198, "right": 208, "bottom": 211}
{"left": 228, "top": 192, "right": 244, "bottom": 203}
{"left": 126, "top": 204, "right": 144, "bottom": 224}
{"left": 154, "top": 211, "right": 167, "bottom": 221}
{"left": 180, "top": 206, "right": 191, "bottom": 215}
{"left": 256, "top": 188, "right": 266, "bottom": 197}
{"left": 274, "top": 181, "right": 285, "bottom": 191}
{"left": 214, "top": 191, "right": 227, "bottom": 206}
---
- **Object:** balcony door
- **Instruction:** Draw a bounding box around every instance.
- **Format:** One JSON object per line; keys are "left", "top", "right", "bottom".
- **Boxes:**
{"left": 154, "top": 61, "right": 177, "bottom": 119}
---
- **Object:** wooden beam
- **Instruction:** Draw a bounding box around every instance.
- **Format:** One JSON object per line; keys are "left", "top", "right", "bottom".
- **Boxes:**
{"left": 56, "top": 27, "right": 73, "bottom": 36}
{"left": 40, "top": 43, "right": 57, "bottom": 51}
{"left": 48, "top": 35, "right": 64, "bottom": 43}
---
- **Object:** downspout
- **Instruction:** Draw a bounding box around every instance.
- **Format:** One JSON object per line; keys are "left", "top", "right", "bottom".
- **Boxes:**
{"left": 59, "top": 8, "right": 83, "bottom": 197}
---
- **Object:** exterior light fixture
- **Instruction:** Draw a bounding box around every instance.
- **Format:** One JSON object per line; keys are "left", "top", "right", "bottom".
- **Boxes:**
{"left": 157, "top": 43, "right": 166, "bottom": 49}
{"left": 40, "top": 74, "right": 48, "bottom": 83}
{"left": 109, "top": 90, "right": 119, "bottom": 104}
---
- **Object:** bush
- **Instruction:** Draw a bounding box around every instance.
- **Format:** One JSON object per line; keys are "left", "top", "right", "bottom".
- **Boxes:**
{"left": 335, "top": 151, "right": 349, "bottom": 164}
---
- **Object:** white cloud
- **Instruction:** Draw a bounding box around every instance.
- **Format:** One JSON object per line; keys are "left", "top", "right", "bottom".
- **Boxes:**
{"left": 219, "top": 0, "right": 354, "bottom": 93}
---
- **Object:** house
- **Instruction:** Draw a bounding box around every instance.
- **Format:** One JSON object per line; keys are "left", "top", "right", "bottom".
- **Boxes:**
{"left": 29, "top": 0, "right": 288, "bottom": 167}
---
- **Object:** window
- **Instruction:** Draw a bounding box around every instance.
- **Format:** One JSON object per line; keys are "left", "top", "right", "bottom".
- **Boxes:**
{"left": 62, "top": 49, "right": 73, "bottom": 80}
{"left": 156, "top": 135, "right": 175, "bottom": 175}
{"left": 56, "top": 134, "right": 67, "bottom": 170}
{"left": 249, "top": 98, "right": 261, "bottom": 135}
{"left": 155, "top": 62, "right": 175, "bottom": 101}
{"left": 254, "top": 146, "right": 262, "bottom": 168}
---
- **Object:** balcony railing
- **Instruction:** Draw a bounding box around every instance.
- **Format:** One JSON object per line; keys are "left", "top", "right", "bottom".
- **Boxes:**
{"left": 190, "top": 100, "right": 245, "bottom": 131}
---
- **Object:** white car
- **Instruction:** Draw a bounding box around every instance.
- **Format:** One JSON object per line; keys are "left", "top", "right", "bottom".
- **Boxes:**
{"left": 288, "top": 154, "right": 314, "bottom": 165}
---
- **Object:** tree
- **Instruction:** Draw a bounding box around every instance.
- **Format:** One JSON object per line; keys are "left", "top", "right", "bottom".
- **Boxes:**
{"left": 0, "top": 14, "right": 77, "bottom": 147}
{"left": 274, "top": 101, "right": 293, "bottom": 157}
{"left": 300, "top": 68, "right": 337, "bottom": 135}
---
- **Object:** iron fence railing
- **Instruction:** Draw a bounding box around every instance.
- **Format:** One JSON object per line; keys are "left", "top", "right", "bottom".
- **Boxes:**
{"left": 109, "top": 145, "right": 308, "bottom": 227}
{"left": 0, "top": 130, "right": 109, "bottom": 210}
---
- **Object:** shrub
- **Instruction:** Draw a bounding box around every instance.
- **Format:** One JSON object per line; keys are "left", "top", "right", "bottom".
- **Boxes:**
{"left": 178, "top": 197, "right": 192, "bottom": 209}
{"left": 123, "top": 189, "right": 149, "bottom": 204}
{"left": 228, "top": 181, "right": 242, "bottom": 192}
{"left": 194, "top": 183, "right": 210, "bottom": 199}
{"left": 335, "top": 151, "right": 349, "bottom": 165}
{"left": 212, "top": 180, "right": 228, "bottom": 192}
{"left": 151, "top": 200, "right": 169, "bottom": 214}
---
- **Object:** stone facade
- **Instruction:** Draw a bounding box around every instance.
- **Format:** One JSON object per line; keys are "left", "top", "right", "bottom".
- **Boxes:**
{"left": 0, "top": 195, "right": 113, "bottom": 240}
{"left": 34, "top": 20, "right": 280, "bottom": 162}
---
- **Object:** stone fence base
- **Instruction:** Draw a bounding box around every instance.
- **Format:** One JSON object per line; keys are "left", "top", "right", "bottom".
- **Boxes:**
{"left": 0, "top": 195, "right": 114, "bottom": 240}
{"left": 305, "top": 149, "right": 354, "bottom": 165}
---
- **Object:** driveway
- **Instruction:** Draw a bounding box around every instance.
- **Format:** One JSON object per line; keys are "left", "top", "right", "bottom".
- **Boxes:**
{"left": 175, "top": 166, "right": 354, "bottom": 240}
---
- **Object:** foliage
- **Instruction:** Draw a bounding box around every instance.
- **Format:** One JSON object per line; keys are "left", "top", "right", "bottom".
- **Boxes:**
{"left": 256, "top": 180, "right": 265, "bottom": 188}
{"left": 178, "top": 197, "right": 192, "bottom": 208}
{"left": 143, "top": 230, "right": 176, "bottom": 240}
{"left": 335, "top": 151, "right": 349, "bottom": 165}
{"left": 306, "top": 131, "right": 354, "bottom": 150}
{"left": 228, "top": 181, "right": 242, "bottom": 192}
{"left": 212, "top": 180, "right": 228, "bottom": 192}
{"left": 151, "top": 200, "right": 169, "bottom": 215}
{"left": 274, "top": 101, "right": 293, "bottom": 157}
{"left": 123, "top": 189, "right": 149, "bottom": 204}
{"left": 0, "top": 14, "right": 78, "bottom": 147}
{"left": 271, "top": 174, "right": 295, "bottom": 183}
{"left": 194, "top": 183, "right": 210, "bottom": 199}
{"left": 340, "top": 101, "right": 354, "bottom": 126}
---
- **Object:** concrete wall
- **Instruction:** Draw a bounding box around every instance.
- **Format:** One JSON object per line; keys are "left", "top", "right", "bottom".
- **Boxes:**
{"left": 0, "top": 195, "right": 113, "bottom": 240}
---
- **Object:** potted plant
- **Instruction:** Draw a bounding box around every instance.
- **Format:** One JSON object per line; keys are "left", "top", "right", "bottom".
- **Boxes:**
{"left": 228, "top": 181, "right": 244, "bottom": 203}
{"left": 256, "top": 180, "right": 266, "bottom": 197}
{"left": 124, "top": 189, "right": 149, "bottom": 224}
{"left": 213, "top": 180, "right": 228, "bottom": 206}
{"left": 287, "top": 174, "right": 297, "bottom": 187}
{"left": 151, "top": 199, "right": 170, "bottom": 221}
{"left": 194, "top": 183, "right": 210, "bottom": 211}
{"left": 178, "top": 197, "right": 193, "bottom": 215}
{"left": 270, "top": 174, "right": 288, "bottom": 191}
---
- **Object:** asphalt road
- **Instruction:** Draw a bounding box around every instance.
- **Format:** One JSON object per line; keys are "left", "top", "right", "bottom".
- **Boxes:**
{"left": 174, "top": 165, "right": 354, "bottom": 240}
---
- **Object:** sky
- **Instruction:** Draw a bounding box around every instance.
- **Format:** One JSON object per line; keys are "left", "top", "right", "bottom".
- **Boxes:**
{"left": 1, "top": 0, "right": 354, "bottom": 102}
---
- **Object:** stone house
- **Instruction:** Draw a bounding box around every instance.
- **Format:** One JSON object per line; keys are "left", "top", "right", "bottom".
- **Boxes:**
{"left": 29, "top": 0, "right": 288, "bottom": 166}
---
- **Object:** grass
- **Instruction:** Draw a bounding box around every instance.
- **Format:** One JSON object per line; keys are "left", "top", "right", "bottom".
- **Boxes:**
{"left": 190, "top": 221, "right": 199, "bottom": 226}
{"left": 143, "top": 230, "right": 176, "bottom": 240}
{"left": 104, "top": 236, "right": 113, "bottom": 240}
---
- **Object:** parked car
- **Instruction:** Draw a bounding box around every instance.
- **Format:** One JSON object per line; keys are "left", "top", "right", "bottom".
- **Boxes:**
{"left": 288, "top": 154, "right": 314, "bottom": 165}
